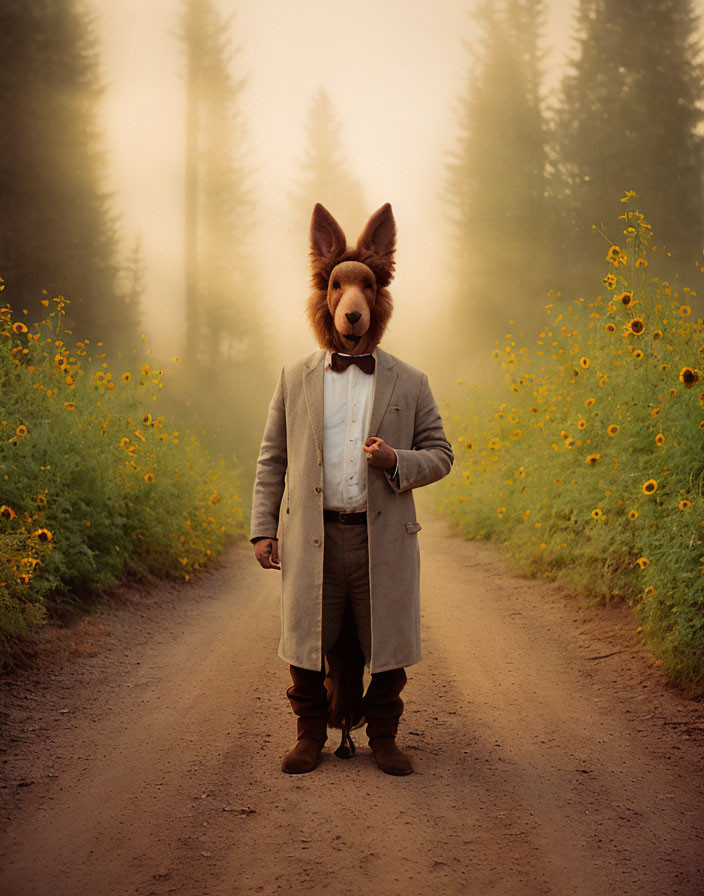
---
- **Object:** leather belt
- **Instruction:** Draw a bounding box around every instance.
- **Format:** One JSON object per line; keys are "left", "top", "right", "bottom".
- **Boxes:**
{"left": 323, "top": 509, "right": 367, "bottom": 525}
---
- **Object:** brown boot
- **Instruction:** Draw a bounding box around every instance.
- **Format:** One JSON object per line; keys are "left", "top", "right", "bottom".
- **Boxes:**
{"left": 363, "top": 667, "right": 414, "bottom": 776}
{"left": 282, "top": 664, "right": 328, "bottom": 774}
{"left": 369, "top": 735, "right": 414, "bottom": 776}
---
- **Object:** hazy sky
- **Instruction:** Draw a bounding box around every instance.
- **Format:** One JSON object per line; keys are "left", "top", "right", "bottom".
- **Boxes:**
{"left": 91, "top": 0, "right": 703, "bottom": 375}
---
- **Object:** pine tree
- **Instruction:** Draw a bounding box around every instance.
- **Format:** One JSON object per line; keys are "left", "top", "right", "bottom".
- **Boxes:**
{"left": 0, "top": 0, "right": 134, "bottom": 352}
{"left": 289, "top": 88, "right": 367, "bottom": 243}
{"left": 177, "top": 0, "right": 270, "bottom": 469}
{"left": 550, "top": 0, "right": 704, "bottom": 294}
{"left": 443, "top": 0, "right": 551, "bottom": 352}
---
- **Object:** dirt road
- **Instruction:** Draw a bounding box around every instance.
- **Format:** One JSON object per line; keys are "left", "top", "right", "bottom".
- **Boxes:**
{"left": 1, "top": 496, "right": 703, "bottom": 895}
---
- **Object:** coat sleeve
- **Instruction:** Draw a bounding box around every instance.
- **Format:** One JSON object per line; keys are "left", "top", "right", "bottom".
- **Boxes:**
{"left": 384, "top": 373, "right": 453, "bottom": 494}
{"left": 250, "top": 368, "right": 287, "bottom": 542}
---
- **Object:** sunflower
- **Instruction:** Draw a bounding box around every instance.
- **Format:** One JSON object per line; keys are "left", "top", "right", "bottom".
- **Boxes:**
{"left": 142, "top": 364, "right": 151, "bottom": 377}
{"left": 652, "top": 329, "right": 663, "bottom": 340}
{"left": 679, "top": 305, "right": 691, "bottom": 317}
{"left": 586, "top": 454, "right": 600, "bottom": 466}
{"left": 651, "top": 407, "right": 661, "bottom": 417}
{"left": 64, "top": 402, "right": 76, "bottom": 411}
{"left": 642, "top": 479, "right": 658, "bottom": 495}
{"left": 122, "top": 372, "right": 131, "bottom": 383}
{"left": 618, "top": 291, "right": 634, "bottom": 307}
{"left": 12, "top": 321, "right": 28, "bottom": 334}
{"left": 636, "top": 557, "right": 650, "bottom": 568}
{"left": 679, "top": 499, "right": 691, "bottom": 510}
{"left": 579, "top": 357, "right": 591, "bottom": 369}
{"left": 679, "top": 366, "right": 698, "bottom": 387}
{"left": 628, "top": 509, "right": 638, "bottom": 520}
{"left": 0, "top": 505, "right": 16, "bottom": 519}
{"left": 633, "top": 349, "right": 644, "bottom": 360}
{"left": 565, "top": 438, "right": 576, "bottom": 448}
{"left": 603, "top": 274, "right": 617, "bottom": 289}
{"left": 605, "top": 322, "right": 616, "bottom": 333}
{"left": 607, "top": 245, "right": 626, "bottom": 265}
{"left": 142, "top": 413, "right": 153, "bottom": 426}
{"left": 15, "top": 424, "right": 28, "bottom": 437}
{"left": 643, "top": 585, "right": 656, "bottom": 597}
{"left": 34, "top": 528, "right": 53, "bottom": 542}
{"left": 627, "top": 318, "right": 645, "bottom": 335}
{"left": 585, "top": 397, "right": 595, "bottom": 408}
{"left": 607, "top": 424, "right": 619, "bottom": 437}
{"left": 144, "top": 472, "right": 155, "bottom": 484}
{"left": 655, "top": 433, "right": 665, "bottom": 446}
{"left": 591, "top": 508, "right": 602, "bottom": 518}
{"left": 636, "top": 257, "right": 648, "bottom": 268}
{"left": 577, "top": 418, "right": 586, "bottom": 430}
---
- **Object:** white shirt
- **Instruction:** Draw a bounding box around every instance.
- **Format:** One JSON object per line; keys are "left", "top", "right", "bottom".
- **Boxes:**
{"left": 323, "top": 349, "right": 376, "bottom": 511}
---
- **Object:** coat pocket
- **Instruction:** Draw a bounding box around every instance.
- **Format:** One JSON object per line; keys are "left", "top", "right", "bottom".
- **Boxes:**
{"left": 405, "top": 521, "right": 422, "bottom": 533}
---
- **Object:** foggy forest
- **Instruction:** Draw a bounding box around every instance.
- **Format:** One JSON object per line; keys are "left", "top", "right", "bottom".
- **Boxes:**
{"left": 1, "top": 1, "right": 704, "bottom": 894}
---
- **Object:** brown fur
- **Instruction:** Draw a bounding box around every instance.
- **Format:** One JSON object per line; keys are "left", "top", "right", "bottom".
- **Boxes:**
{"left": 306, "top": 202, "right": 396, "bottom": 355}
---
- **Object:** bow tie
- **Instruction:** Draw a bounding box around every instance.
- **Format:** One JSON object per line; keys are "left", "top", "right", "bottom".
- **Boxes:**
{"left": 330, "top": 352, "right": 375, "bottom": 374}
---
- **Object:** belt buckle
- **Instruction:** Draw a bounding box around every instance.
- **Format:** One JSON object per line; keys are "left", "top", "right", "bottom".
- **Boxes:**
{"left": 340, "top": 511, "right": 349, "bottom": 524}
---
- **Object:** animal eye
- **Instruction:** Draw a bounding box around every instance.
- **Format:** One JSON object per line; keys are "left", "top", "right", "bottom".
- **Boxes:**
{"left": 364, "top": 281, "right": 374, "bottom": 290}
{"left": 332, "top": 280, "right": 340, "bottom": 290}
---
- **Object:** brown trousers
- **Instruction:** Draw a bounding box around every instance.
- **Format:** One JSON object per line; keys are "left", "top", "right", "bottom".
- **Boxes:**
{"left": 321, "top": 517, "right": 372, "bottom": 666}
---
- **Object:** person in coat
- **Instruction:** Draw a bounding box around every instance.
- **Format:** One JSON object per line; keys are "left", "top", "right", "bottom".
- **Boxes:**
{"left": 250, "top": 201, "right": 454, "bottom": 775}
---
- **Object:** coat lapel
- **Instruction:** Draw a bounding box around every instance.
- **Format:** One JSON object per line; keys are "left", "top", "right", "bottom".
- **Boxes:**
{"left": 303, "top": 346, "right": 398, "bottom": 459}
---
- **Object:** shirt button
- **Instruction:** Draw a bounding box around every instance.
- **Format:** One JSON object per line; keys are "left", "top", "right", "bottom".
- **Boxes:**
{"left": 313, "top": 538, "right": 320, "bottom": 546}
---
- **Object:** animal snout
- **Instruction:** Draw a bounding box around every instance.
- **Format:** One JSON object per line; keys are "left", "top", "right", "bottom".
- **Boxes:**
{"left": 345, "top": 311, "right": 362, "bottom": 325}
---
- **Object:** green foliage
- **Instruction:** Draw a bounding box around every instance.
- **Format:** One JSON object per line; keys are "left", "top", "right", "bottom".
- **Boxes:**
{"left": 437, "top": 198, "right": 704, "bottom": 696}
{"left": 0, "top": 287, "right": 246, "bottom": 666}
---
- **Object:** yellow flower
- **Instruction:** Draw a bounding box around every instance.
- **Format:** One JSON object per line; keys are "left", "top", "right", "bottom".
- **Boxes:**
{"left": 591, "top": 508, "right": 602, "bottom": 518}
{"left": 651, "top": 407, "right": 661, "bottom": 417}
{"left": 642, "top": 479, "right": 658, "bottom": 495}
{"left": 605, "top": 322, "right": 616, "bottom": 333}
{"left": 636, "top": 257, "right": 648, "bottom": 268}
{"left": 607, "top": 245, "right": 626, "bottom": 265}
{"left": 577, "top": 418, "right": 586, "bottom": 429}
{"left": 12, "top": 321, "right": 28, "bottom": 334}
{"left": 679, "top": 499, "right": 691, "bottom": 510}
{"left": 585, "top": 398, "right": 595, "bottom": 408}
{"left": 618, "top": 291, "right": 633, "bottom": 307}
{"left": 633, "top": 349, "right": 644, "bottom": 360}
{"left": 679, "top": 367, "right": 698, "bottom": 387}
{"left": 603, "top": 274, "right": 617, "bottom": 289}
{"left": 142, "top": 413, "right": 152, "bottom": 426}
{"left": 579, "top": 357, "right": 591, "bottom": 369}
{"left": 679, "top": 305, "right": 691, "bottom": 317}
{"left": 142, "top": 364, "right": 151, "bottom": 377}
{"left": 620, "top": 190, "right": 637, "bottom": 202}
{"left": 636, "top": 557, "right": 649, "bottom": 568}
{"left": 34, "top": 528, "right": 53, "bottom": 542}
{"left": 16, "top": 424, "right": 28, "bottom": 437}
{"left": 0, "top": 505, "right": 16, "bottom": 519}
{"left": 122, "top": 372, "right": 131, "bottom": 383}
{"left": 144, "top": 472, "right": 155, "bottom": 483}
{"left": 628, "top": 509, "right": 638, "bottom": 520}
{"left": 627, "top": 318, "right": 645, "bottom": 335}
{"left": 586, "top": 454, "right": 600, "bottom": 466}
{"left": 652, "top": 329, "right": 663, "bottom": 340}
{"left": 65, "top": 402, "right": 76, "bottom": 412}
{"left": 607, "top": 424, "right": 619, "bottom": 437}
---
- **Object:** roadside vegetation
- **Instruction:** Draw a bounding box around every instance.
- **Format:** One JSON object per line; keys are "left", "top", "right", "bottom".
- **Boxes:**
{"left": 437, "top": 195, "right": 704, "bottom": 696}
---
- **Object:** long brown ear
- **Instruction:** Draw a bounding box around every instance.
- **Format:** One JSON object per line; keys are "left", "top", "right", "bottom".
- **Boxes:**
{"left": 310, "top": 203, "right": 347, "bottom": 261}
{"left": 355, "top": 203, "right": 396, "bottom": 287}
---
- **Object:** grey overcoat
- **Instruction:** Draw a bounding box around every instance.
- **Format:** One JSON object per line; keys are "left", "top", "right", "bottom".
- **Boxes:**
{"left": 250, "top": 346, "right": 454, "bottom": 673}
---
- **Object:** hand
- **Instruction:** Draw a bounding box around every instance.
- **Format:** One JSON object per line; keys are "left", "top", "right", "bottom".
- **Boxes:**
{"left": 254, "top": 538, "right": 281, "bottom": 570}
{"left": 363, "top": 436, "right": 397, "bottom": 471}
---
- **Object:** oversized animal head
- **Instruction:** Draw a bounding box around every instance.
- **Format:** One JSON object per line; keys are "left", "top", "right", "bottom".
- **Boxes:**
{"left": 306, "top": 202, "right": 396, "bottom": 355}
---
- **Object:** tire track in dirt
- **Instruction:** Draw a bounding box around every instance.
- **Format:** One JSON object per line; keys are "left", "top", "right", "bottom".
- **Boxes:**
{"left": 0, "top": 496, "right": 702, "bottom": 895}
